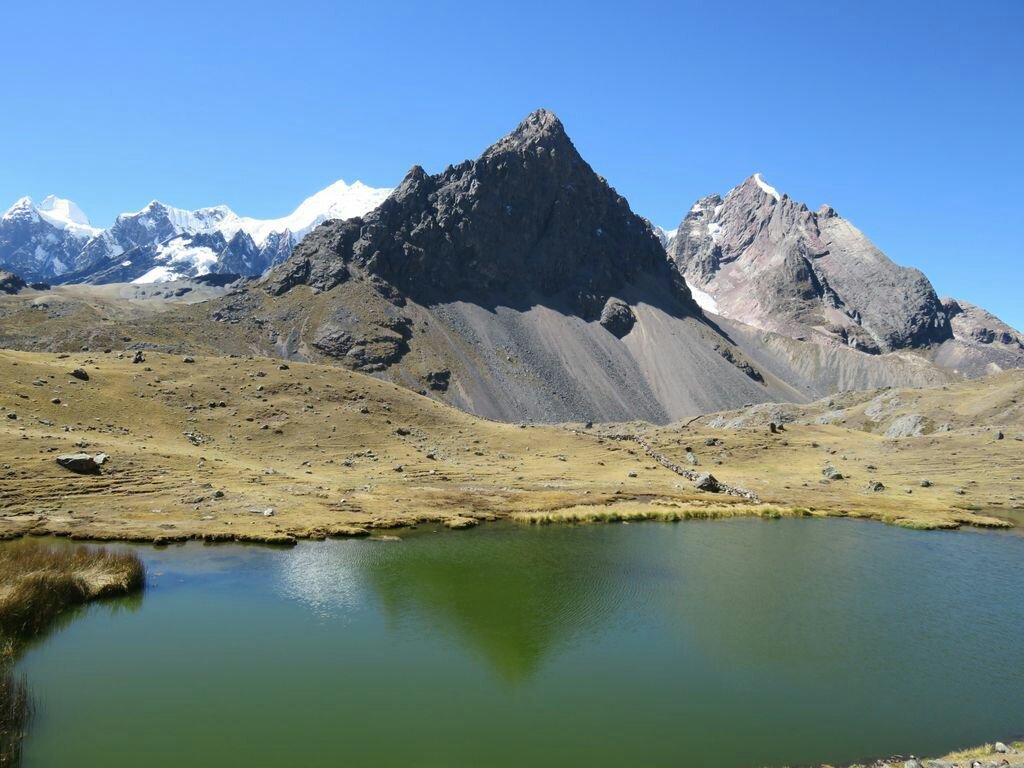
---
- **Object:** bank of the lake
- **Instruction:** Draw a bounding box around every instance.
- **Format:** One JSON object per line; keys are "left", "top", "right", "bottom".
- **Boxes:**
{"left": 12, "top": 518, "right": 1024, "bottom": 768}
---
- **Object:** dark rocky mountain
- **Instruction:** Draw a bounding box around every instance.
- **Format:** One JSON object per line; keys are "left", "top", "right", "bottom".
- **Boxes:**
{"left": 204, "top": 110, "right": 952, "bottom": 423}
{"left": 269, "top": 109, "right": 696, "bottom": 327}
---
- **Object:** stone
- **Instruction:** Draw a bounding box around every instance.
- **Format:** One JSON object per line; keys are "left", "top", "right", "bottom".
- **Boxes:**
{"left": 822, "top": 464, "right": 844, "bottom": 481}
{"left": 920, "top": 479, "right": 932, "bottom": 487}
{"left": 262, "top": 508, "right": 274, "bottom": 517}
{"left": 182, "top": 355, "right": 195, "bottom": 363}
{"left": 70, "top": 368, "right": 89, "bottom": 381}
{"left": 995, "top": 742, "right": 1009, "bottom": 753}
{"left": 131, "top": 350, "right": 146, "bottom": 364}
{"left": 865, "top": 481, "right": 885, "bottom": 492}
{"left": 693, "top": 473, "right": 722, "bottom": 492}
{"left": 56, "top": 453, "right": 106, "bottom": 474}
{"left": 599, "top": 297, "right": 636, "bottom": 338}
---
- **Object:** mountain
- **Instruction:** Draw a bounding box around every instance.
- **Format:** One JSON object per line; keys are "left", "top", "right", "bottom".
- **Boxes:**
{"left": 186, "top": 109, "right": 953, "bottom": 424}
{"left": 0, "top": 181, "right": 391, "bottom": 285}
{"left": 0, "top": 196, "right": 102, "bottom": 282}
{"left": 668, "top": 174, "right": 954, "bottom": 354}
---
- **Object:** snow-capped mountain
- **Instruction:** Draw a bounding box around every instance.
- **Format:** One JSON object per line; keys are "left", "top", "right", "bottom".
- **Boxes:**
{"left": 0, "top": 180, "right": 392, "bottom": 285}
{"left": 0, "top": 196, "right": 102, "bottom": 282}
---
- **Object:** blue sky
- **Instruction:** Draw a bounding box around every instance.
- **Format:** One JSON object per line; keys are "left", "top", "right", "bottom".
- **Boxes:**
{"left": 2, "top": 0, "right": 1022, "bottom": 327}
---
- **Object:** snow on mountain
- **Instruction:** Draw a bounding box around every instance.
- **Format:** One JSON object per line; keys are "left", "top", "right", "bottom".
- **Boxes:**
{"left": 220, "top": 180, "right": 391, "bottom": 246}
{"left": 0, "top": 180, "right": 392, "bottom": 285}
{"left": 35, "top": 196, "right": 102, "bottom": 238}
{"left": 0, "top": 196, "right": 99, "bottom": 281}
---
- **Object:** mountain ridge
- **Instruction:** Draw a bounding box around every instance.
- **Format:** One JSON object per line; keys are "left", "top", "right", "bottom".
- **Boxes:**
{"left": 0, "top": 180, "right": 391, "bottom": 285}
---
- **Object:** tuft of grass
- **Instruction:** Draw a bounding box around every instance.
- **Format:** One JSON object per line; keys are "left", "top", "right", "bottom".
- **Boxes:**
{"left": 0, "top": 541, "right": 145, "bottom": 642}
{"left": 0, "top": 651, "right": 31, "bottom": 768}
{"left": 512, "top": 502, "right": 815, "bottom": 525}
{"left": 0, "top": 541, "right": 144, "bottom": 767}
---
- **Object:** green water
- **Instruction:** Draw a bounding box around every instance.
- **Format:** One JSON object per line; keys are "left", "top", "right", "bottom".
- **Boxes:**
{"left": 18, "top": 519, "right": 1024, "bottom": 767}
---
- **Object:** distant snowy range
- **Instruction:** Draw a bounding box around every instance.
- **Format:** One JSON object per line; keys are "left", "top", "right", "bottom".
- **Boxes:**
{"left": 0, "top": 181, "right": 391, "bottom": 285}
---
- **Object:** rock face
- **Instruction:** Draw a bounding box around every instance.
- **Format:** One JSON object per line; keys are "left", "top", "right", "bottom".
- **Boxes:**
{"left": 932, "top": 298, "right": 1024, "bottom": 375}
{"left": 669, "top": 174, "right": 953, "bottom": 354}
{"left": 269, "top": 109, "right": 694, "bottom": 317}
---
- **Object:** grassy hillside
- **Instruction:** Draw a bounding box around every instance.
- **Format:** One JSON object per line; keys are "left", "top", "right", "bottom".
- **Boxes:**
{"left": 1, "top": 349, "right": 1018, "bottom": 543}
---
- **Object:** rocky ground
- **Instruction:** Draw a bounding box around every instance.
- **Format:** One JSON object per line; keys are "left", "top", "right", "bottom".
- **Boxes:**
{"left": 822, "top": 740, "right": 1024, "bottom": 768}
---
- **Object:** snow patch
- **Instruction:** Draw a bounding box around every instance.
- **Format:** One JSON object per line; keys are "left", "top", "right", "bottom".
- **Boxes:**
{"left": 36, "top": 196, "right": 102, "bottom": 238}
{"left": 685, "top": 278, "right": 720, "bottom": 314}
{"left": 132, "top": 266, "right": 181, "bottom": 284}
{"left": 707, "top": 223, "right": 723, "bottom": 243}
{"left": 753, "top": 173, "right": 781, "bottom": 202}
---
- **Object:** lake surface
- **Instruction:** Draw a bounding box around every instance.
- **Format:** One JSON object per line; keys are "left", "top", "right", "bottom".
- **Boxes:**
{"left": 18, "top": 519, "right": 1024, "bottom": 767}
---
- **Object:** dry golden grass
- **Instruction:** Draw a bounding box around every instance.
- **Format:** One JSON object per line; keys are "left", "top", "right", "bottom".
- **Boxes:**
{"left": 0, "top": 349, "right": 1020, "bottom": 543}
{"left": 0, "top": 541, "right": 143, "bottom": 767}
{"left": 0, "top": 541, "right": 144, "bottom": 640}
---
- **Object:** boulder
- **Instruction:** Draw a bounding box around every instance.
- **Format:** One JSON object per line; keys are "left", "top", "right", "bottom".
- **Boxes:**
{"left": 599, "top": 297, "right": 636, "bottom": 338}
{"left": 56, "top": 453, "right": 107, "bottom": 474}
{"left": 693, "top": 473, "right": 722, "bottom": 492}
{"left": 69, "top": 368, "right": 89, "bottom": 381}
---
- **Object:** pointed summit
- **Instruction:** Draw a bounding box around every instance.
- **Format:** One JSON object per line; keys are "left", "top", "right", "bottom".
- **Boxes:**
{"left": 269, "top": 108, "right": 693, "bottom": 322}
{"left": 484, "top": 108, "right": 575, "bottom": 159}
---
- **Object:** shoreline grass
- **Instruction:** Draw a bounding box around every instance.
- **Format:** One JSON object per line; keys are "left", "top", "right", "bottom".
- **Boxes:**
{"left": 0, "top": 541, "right": 144, "bottom": 767}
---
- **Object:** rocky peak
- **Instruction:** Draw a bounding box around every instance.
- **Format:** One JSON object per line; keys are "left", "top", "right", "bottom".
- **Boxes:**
{"left": 669, "top": 175, "right": 952, "bottom": 353}
{"left": 269, "top": 110, "right": 695, "bottom": 321}
{"left": 483, "top": 108, "right": 572, "bottom": 157}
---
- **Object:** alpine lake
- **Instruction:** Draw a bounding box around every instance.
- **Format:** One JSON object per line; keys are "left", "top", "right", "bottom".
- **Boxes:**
{"left": 16, "top": 518, "right": 1024, "bottom": 767}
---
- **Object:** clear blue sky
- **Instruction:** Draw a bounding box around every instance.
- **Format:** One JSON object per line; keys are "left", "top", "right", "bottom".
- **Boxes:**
{"left": 2, "top": 0, "right": 1021, "bottom": 328}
